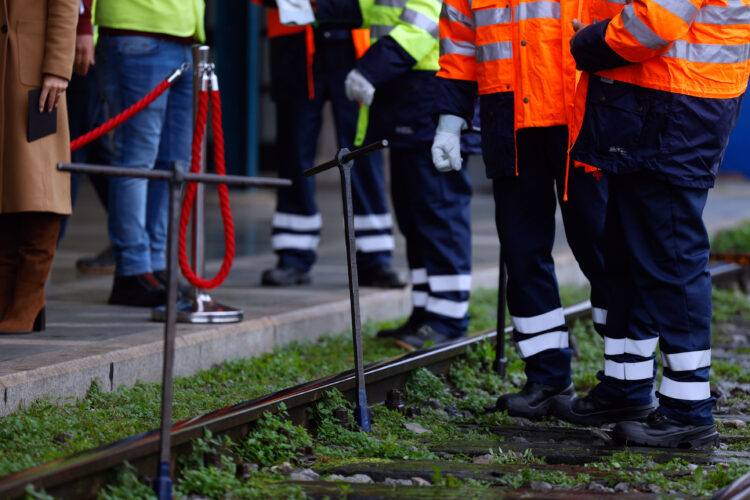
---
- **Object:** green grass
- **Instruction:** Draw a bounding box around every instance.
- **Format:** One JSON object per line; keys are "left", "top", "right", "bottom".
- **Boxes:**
{"left": 712, "top": 220, "right": 750, "bottom": 252}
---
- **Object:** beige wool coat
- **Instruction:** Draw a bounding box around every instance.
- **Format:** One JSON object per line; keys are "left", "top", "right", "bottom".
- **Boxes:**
{"left": 0, "top": 0, "right": 78, "bottom": 215}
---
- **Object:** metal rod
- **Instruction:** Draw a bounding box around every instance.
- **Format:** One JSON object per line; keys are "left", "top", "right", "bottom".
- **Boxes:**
{"left": 154, "top": 164, "right": 183, "bottom": 500}
{"left": 304, "top": 140, "right": 388, "bottom": 178}
{"left": 493, "top": 250, "right": 508, "bottom": 377}
{"left": 336, "top": 149, "right": 371, "bottom": 431}
{"left": 193, "top": 46, "right": 211, "bottom": 290}
{"left": 58, "top": 163, "right": 291, "bottom": 188}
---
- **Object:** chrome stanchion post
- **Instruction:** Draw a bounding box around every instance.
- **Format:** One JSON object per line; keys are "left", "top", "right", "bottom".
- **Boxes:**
{"left": 151, "top": 45, "right": 243, "bottom": 324}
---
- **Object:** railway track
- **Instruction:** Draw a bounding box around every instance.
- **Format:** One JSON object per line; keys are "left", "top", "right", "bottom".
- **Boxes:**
{"left": 0, "top": 263, "right": 748, "bottom": 499}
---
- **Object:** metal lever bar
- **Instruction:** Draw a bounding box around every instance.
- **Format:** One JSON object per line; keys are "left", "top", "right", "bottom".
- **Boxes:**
{"left": 303, "top": 140, "right": 388, "bottom": 178}
{"left": 493, "top": 250, "right": 508, "bottom": 377}
{"left": 58, "top": 163, "right": 291, "bottom": 189}
{"left": 302, "top": 142, "right": 389, "bottom": 432}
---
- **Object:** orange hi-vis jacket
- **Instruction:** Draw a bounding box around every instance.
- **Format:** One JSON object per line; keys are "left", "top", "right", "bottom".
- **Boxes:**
{"left": 436, "top": 0, "right": 580, "bottom": 130}
{"left": 581, "top": 0, "right": 750, "bottom": 99}
{"left": 262, "top": 8, "right": 371, "bottom": 99}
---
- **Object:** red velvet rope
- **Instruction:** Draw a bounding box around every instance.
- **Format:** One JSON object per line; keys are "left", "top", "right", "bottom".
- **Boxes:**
{"left": 177, "top": 87, "right": 235, "bottom": 290}
{"left": 70, "top": 78, "right": 172, "bottom": 152}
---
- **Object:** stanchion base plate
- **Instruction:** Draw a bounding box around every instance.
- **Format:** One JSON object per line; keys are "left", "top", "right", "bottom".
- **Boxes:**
{"left": 151, "top": 294, "right": 244, "bottom": 324}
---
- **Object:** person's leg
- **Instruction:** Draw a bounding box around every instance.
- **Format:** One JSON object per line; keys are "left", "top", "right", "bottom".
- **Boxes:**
{"left": 611, "top": 175, "right": 717, "bottom": 447}
{"left": 149, "top": 42, "right": 193, "bottom": 274}
{"left": 325, "top": 46, "right": 400, "bottom": 286}
{"left": 263, "top": 90, "right": 325, "bottom": 285}
{"left": 0, "top": 213, "right": 61, "bottom": 333}
{"left": 0, "top": 214, "right": 20, "bottom": 321}
{"left": 556, "top": 174, "right": 657, "bottom": 425}
{"left": 96, "top": 35, "right": 169, "bottom": 305}
{"left": 58, "top": 73, "right": 88, "bottom": 243}
{"left": 392, "top": 145, "right": 472, "bottom": 348}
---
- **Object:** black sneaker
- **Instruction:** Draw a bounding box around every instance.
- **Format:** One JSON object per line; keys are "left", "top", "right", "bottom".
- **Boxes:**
{"left": 358, "top": 263, "right": 406, "bottom": 288}
{"left": 393, "top": 324, "right": 456, "bottom": 351}
{"left": 76, "top": 245, "right": 115, "bottom": 275}
{"left": 614, "top": 411, "right": 719, "bottom": 448}
{"left": 554, "top": 393, "right": 656, "bottom": 427}
{"left": 108, "top": 273, "right": 167, "bottom": 307}
{"left": 376, "top": 313, "right": 424, "bottom": 339}
{"left": 261, "top": 265, "right": 311, "bottom": 286}
{"left": 496, "top": 382, "right": 576, "bottom": 419}
{"left": 153, "top": 270, "right": 194, "bottom": 299}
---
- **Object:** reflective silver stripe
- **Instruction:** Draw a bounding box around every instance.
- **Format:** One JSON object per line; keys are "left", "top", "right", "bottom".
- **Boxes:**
{"left": 592, "top": 307, "right": 608, "bottom": 325}
{"left": 695, "top": 5, "right": 750, "bottom": 25}
{"left": 663, "top": 39, "right": 750, "bottom": 63}
{"left": 376, "top": 0, "right": 409, "bottom": 7}
{"left": 426, "top": 296, "right": 470, "bottom": 318}
{"left": 429, "top": 275, "right": 472, "bottom": 292}
{"left": 442, "top": 2, "right": 475, "bottom": 28}
{"left": 604, "top": 359, "right": 654, "bottom": 380}
{"left": 516, "top": 330, "right": 568, "bottom": 358}
{"left": 273, "top": 212, "right": 322, "bottom": 231}
{"left": 411, "top": 268, "right": 428, "bottom": 284}
{"left": 604, "top": 336, "right": 658, "bottom": 357}
{"left": 511, "top": 307, "right": 565, "bottom": 334}
{"left": 401, "top": 8, "right": 440, "bottom": 38}
{"left": 662, "top": 349, "right": 711, "bottom": 371}
{"left": 353, "top": 213, "right": 393, "bottom": 231}
{"left": 651, "top": 0, "right": 698, "bottom": 24}
{"left": 272, "top": 234, "right": 320, "bottom": 250}
{"left": 371, "top": 24, "right": 394, "bottom": 39}
{"left": 659, "top": 377, "right": 711, "bottom": 400}
{"left": 413, "top": 290, "right": 428, "bottom": 307}
{"left": 356, "top": 234, "right": 395, "bottom": 252}
{"left": 440, "top": 38, "right": 476, "bottom": 57}
{"left": 476, "top": 41, "right": 513, "bottom": 62}
{"left": 514, "top": 1, "right": 561, "bottom": 20}
{"left": 474, "top": 7, "right": 512, "bottom": 26}
{"left": 621, "top": 3, "right": 669, "bottom": 50}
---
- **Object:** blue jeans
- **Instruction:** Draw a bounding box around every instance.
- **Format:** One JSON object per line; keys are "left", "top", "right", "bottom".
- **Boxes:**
{"left": 96, "top": 36, "right": 192, "bottom": 276}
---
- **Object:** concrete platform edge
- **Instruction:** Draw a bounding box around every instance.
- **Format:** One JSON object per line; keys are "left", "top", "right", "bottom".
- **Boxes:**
{"left": 0, "top": 265, "right": 500, "bottom": 417}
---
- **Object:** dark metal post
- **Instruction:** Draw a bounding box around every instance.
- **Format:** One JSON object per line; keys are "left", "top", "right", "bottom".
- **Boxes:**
{"left": 493, "top": 250, "right": 508, "bottom": 377}
{"left": 337, "top": 150, "right": 371, "bottom": 431}
{"left": 154, "top": 163, "right": 183, "bottom": 500}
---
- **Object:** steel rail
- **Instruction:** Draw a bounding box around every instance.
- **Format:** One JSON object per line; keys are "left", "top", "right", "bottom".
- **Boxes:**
{"left": 0, "top": 262, "right": 744, "bottom": 499}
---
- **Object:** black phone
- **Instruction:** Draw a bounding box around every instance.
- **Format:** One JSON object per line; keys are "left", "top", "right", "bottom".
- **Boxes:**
{"left": 27, "top": 88, "right": 58, "bottom": 142}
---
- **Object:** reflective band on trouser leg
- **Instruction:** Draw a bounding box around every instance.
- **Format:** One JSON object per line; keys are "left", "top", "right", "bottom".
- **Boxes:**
{"left": 592, "top": 307, "right": 607, "bottom": 328}
{"left": 661, "top": 349, "right": 711, "bottom": 372}
{"left": 515, "top": 330, "right": 568, "bottom": 359}
{"left": 354, "top": 213, "right": 395, "bottom": 253}
{"left": 604, "top": 359, "right": 653, "bottom": 380}
{"left": 603, "top": 336, "right": 658, "bottom": 357}
{"left": 271, "top": 212, "right": 322, "bottom": 251}
{"left": 426, "top": 296, "right": 469, "bottom": 319}
{"left": 511, "top": 307, "right": 565, "bottom": 334}
{"left": 411, "top": 267, "right": 429, "bottom": 310}
{"left": 659, "top": 377, "right": 712, "bottom": 400}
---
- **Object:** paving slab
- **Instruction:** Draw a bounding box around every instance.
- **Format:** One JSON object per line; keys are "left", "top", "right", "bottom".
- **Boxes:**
{"left": 0, "top": 172, "right": 748, "bottom": 416}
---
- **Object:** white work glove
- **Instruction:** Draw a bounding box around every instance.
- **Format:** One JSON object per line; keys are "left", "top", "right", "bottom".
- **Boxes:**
{"left": 431, "top": 114, "right": 467, "bottom": 172}
{"left": 344, "top": 69, "right": 375, "bottom": 106}
{"left": 277, "top": 0, "right": 315, "bottom": 25}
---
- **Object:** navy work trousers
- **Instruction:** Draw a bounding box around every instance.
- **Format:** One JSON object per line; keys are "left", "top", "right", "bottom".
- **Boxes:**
{"left": 390, "top": 146, "right": 472, "bottom": 337}
{"left": 492, "top": 126, "right": 608, "bottom": 388}
{"left": 591, "top": 173, "right": 715, "bottom": 425}
{"left": 272, "top": 38, "right": 393, "bottom": 272}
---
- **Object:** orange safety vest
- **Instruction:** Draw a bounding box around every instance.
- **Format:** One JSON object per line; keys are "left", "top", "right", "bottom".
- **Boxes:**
{"left": 265, "top": 9, "right": 371, "bottom": 100}
{"left": 437, "top": 0, "right": 580, "bottom": 131}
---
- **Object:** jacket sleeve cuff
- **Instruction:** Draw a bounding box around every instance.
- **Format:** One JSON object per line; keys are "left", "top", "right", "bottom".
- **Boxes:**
{"left": 316, "top": 0, "right": 363, "bottom": 27}
{"left": 357, "top": 36, "right": 417, "bottom": 87}
{"left": 434, "top": 77, "right": 477, "bottom": 125}
{"left": 571, "top": 20, "right": 632, "bottom": 73}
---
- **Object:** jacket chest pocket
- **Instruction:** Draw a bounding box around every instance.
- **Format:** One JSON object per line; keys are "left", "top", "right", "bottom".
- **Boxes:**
{"left": 16, "top": 21, "right": 45, "bottom": 87}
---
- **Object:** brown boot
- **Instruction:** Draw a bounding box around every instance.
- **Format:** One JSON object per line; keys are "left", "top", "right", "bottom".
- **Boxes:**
{"left": 0, "top": 214, "right": 20, "bottom": 320}
{"left": 0, "top": 213, "right": 61, "bottom": 334}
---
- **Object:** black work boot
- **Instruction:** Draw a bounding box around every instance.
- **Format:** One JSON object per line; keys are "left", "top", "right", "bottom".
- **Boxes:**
{"left": 393, "top": 324, "right": 456, "bottom": 351}
{"left": 376, "top": 313, "right": 424, "bottom": 339}
{"left": 358, "top": 263, "right": 406, "bottom": 288}
{"left": 261, "top": 265, "right": 311, "bottom": 286}
{"left": 109, "top": 273, "right": 167, "bottom": 307}
{"left": 496, "top": 382, "right": 576, "bottom": 419}
{"left": 554, "top": 393, "right": 656, "bottom": 426}
{"left": 614, "top": 411, "right": 719, "bottom": 448}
